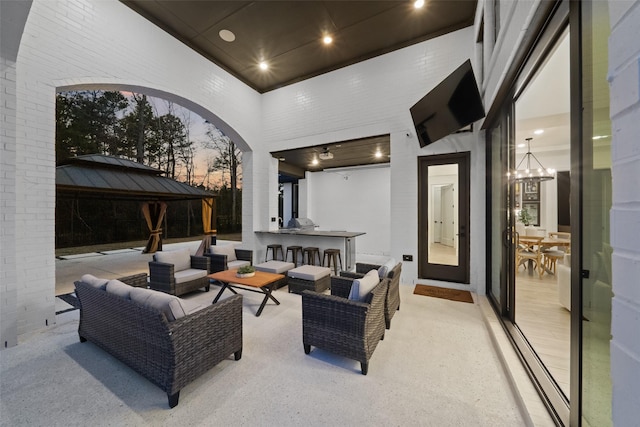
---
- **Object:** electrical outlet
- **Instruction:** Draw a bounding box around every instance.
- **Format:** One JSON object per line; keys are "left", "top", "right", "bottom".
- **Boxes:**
{"left": 271, "top": 217, "right": 276, "bottom": 222}
{"left": 402, "top": 254, "right": 413, "bottom": 261}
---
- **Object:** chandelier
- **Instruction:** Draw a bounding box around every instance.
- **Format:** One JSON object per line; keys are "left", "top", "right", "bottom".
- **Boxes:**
{"left": 510, "top": 137, "right": 555, "bottom": 182}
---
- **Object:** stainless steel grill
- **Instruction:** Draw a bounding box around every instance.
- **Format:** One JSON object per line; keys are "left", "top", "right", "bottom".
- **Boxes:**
{"left": 287, "top": 217, "right": 318, "bottom": 230}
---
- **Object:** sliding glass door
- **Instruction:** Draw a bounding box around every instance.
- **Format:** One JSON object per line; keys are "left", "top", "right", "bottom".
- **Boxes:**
{"left": 486, "top": 2, "right": 613, "bottom": 425}
{"left": 512, "top": 27, "right": 572, "bottom": 403}
{"left": 578, "top": 1, "right": 612, "bottom": 425}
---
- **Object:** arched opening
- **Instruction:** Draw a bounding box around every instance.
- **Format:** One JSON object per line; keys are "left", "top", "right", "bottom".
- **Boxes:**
{"left": 54, "top": 84, "right": 249, "bottom": 292}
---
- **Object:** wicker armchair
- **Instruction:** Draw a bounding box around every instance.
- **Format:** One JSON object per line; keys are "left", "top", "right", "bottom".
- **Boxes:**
{"left": 75, "top": 281, "right": 243, "bottom": 408}
{"left": 148, "top": 249, "right": 211, "bottom": 296}
{"left": 335, "top": 262, "right": 402, "bottom": 329}
{"left": 302, "top": 278, "right": 388, "bottom": 375}
{"left": 206, "top": 245, "right": 253, "bottom": 273}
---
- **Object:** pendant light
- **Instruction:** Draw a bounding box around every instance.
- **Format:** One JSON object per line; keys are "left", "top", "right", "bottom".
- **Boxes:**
{"left": 510, "top": 137, "right": 555, "bottom": 182}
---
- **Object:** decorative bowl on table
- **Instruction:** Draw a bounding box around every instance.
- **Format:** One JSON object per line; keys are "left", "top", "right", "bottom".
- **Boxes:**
{"left": 236, "top": 266, "right": 256, "bottom": 278}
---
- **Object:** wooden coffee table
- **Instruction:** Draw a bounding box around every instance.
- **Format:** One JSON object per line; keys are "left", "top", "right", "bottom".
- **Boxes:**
{"left": 208, "top": 269, "right": 285, "bottom": 317}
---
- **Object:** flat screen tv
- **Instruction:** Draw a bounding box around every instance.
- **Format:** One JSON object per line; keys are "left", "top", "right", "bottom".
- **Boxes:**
{"left": 410, "top": 59, "right": 485, "bottom": 148}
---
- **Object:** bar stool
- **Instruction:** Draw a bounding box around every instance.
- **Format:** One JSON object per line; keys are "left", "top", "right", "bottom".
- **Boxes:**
{"left": 285, "top": 245, "right": 303, "bottom": 267}
{"left": 323, "top": 248, "right": 342, "bottom": 275}
{"left": 265, "top": 244, "right": 284, "bottom": 262}
{"left": 303, "top": 247, "right": 321, "bottom": 266}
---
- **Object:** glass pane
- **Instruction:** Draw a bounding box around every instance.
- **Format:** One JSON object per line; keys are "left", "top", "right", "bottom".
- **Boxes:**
{"left": 427, "top": 164, "right": 459, "bottom": 266}
{"left": 514, "top": 29, "right": 571, "bottom": 398}
{"left": 490, "top": 123, "right": 504, "bottom": 303}
{"left": 581, "top": 1, "right": 612, "bottom": 425}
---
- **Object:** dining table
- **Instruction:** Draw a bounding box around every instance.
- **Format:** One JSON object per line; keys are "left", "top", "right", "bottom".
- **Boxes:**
{"left": 518, "top": 236, "right": 570, "bottom": 276}
{"left": 540, "top": 238, "right": 571, "bottom": 251}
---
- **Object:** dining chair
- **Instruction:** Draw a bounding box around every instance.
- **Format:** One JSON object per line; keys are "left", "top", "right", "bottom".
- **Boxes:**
{"left": 516, "top": 235, "right": 544, "bottom": 278}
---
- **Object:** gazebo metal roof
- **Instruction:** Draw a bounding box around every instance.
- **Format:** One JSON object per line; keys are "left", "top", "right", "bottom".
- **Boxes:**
{"left": 56, "top": 154, "right": 213, "bottom": 200}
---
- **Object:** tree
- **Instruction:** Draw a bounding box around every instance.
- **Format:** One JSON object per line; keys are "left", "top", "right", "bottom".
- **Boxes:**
{"left": 55, "top": 90, "right": 128, "bottom": 163}
{"left": 203, "top": 123, "right": 242, "bottom": 226}
{"left": 120, "top": 94, "right": 154, "bottom": 164}
{"left": 177, "top": 109, "right": 197, "bottom": 185}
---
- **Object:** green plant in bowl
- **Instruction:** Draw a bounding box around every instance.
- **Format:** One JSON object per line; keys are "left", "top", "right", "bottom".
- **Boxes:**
{"left": 237, "top": 265, "right": 255, "bottom": 274}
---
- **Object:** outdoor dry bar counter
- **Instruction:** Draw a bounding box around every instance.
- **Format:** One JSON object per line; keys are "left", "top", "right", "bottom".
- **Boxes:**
{"left": 255, "top": 229, "right": 365, "bottom": 271}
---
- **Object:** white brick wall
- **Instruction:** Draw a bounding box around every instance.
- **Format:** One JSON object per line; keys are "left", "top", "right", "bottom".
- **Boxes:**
{"left": 262, "top": 28, "right": 482, "bottom": 288}
{"left": 4, "top": 0, "right": 483, "bottom": 347}
{"left": 3, "top": 0, "right": 264, "bottom": 346}
{"left": 308, "top": 166, "right": 391, "bottom": 256}
{"left": 609, "top": 1, "right": 640, "bottom": 423}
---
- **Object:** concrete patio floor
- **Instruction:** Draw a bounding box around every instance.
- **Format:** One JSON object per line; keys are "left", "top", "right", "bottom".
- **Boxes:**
{"left": 23, "top": 239, "right": 557, "bottom": 426}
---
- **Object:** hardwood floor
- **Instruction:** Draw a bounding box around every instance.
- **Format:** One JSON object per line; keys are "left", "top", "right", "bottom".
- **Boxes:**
{"left": 515, "top": 263, "right": 571, "bottom": 398}
{"left": 429, "top": 242, "right": 457, "bottom": 265}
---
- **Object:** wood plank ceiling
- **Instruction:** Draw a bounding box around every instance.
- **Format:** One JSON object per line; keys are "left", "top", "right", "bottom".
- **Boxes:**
{"left": 121, "top": 1, "right": 477, "bottom": 175}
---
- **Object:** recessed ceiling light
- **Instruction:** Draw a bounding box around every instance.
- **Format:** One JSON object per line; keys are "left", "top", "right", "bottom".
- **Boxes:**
{"left": 219, "top": 29, "right": 235, "bottom": 42}
{"left": 534, "top": 129, "right": 544, "bottom": 135}
{"left": 312, "top": 158, "right": 319, "bottom": 166}
{"left": 323, "top": 35, "right": 333, "bottom": 45}
{"left": 259, "top": 61, "right": 268, "bottom": 71}
{"left": 414, "top": 0, "right": 425, "bottom": 9}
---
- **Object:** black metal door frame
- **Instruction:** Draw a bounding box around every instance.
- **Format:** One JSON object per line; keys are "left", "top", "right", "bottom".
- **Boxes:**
{"left": 418, "top": 152, "right": 470, "bottom": 284}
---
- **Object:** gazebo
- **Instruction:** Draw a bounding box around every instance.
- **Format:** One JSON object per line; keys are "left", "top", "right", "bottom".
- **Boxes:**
{"left": 56, "top": 154, "right": 216, "bottom": 254}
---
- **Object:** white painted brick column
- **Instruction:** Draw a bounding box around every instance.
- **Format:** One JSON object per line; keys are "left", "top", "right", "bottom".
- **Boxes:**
{"left": 1, "top": 56, "right": 19, "bottom": 349}
{"left": 1, "top": 0, "right": 32, "bottom": 348}
{"left": 608, "top": 1, "right": 640, "bottom": 424}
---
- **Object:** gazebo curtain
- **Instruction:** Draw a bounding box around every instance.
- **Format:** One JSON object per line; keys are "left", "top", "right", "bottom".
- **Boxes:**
{"left": 196, "top": 197, "right": 217, "bottom": 256}
{"left": 141, "top": 201, "right": 167, "bottom": 253}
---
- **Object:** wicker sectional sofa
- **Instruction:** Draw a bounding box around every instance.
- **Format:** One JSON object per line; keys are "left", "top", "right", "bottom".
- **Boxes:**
{"left": 74, "top": 275, "right": 243, "bottom": 408}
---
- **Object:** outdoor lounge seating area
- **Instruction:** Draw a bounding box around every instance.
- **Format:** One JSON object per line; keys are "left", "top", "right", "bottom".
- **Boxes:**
{"left": 2, "top": 241, "right": 533, "bottom": 425}
{"left": 3, "top": 238, "right": 557, "bottom": 426}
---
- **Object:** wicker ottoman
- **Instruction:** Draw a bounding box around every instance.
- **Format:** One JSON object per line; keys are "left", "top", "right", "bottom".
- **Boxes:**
{"left": 287, "top": 265, "right": 331, "bottom": 294}
{"left": 254, "top": 260, "right": 295, "bottom": 289}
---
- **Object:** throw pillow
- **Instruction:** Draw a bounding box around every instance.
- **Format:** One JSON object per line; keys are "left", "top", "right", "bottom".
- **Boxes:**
{"left": 210, "top": 244, "right": 237, "bottom": 262}
{"left": 383, "top": 258, "right": 397, "bottom": 271}
{"left": 348, "top": 269, "right": 379, "bottom": 302}
{"left": 377, "top": 265, "right": 389, "bottom": 280}
{"left": 81, "top": 274, "right": 109, "bottom": 290}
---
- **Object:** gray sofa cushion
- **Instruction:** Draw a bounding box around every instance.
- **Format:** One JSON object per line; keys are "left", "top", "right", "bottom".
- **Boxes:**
{"left": 81, "top": 274, "right": 109, "bottom": 290}
{"left": 174, "top": 268, "right": 208, "bottom": 284}
{"left": 153, "top": 248, "right": 191, "bottom": 272}
{"left": 288, "top": 265, "right": 331, "bottom": 281}
{"left": 129, "top": 287, "right": 190, "bottom": 321}
{"left": 210, "top": 244, "right": 237, "bottom": 262}
{"left": 106, "top": 279, "right": 132, "bottom": 299}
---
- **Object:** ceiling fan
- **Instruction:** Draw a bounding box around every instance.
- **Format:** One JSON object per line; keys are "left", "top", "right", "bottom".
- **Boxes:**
{"left": 318, "top": 146, "right": 334, "bottom": 160}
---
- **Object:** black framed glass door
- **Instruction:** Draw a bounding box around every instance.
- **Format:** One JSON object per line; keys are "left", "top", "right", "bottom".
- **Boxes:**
{"left": 418, "top": 152, "right": 470, "bottom": 284}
